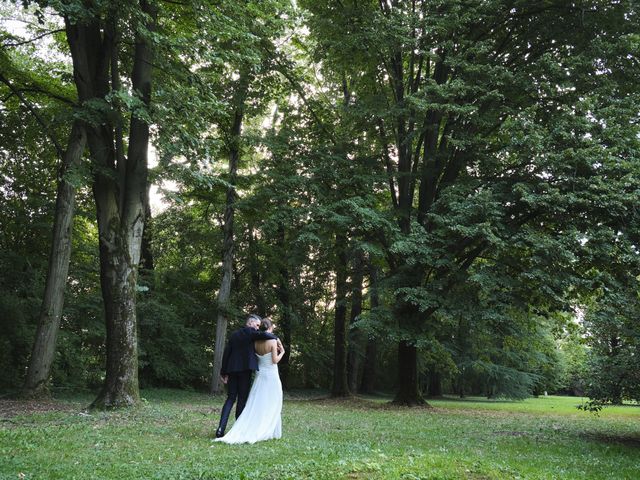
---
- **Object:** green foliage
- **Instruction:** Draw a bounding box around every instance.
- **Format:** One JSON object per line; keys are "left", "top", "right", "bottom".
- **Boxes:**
{"left": 580, "top": 279, "right": 640, "bottom": 411}
{"left": 0, "top": 64, "right": 64, "bottom": 388}
{"left": 1, "top": 0, "right": 639, "bottom": 406}
{"left": 297, "top": 0, "right": 640, "bottom": 402}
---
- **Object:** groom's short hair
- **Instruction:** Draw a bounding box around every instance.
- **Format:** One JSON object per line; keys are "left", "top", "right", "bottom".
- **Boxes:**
{"left": 246, "top": 314, "right": 262, "bottom": 325}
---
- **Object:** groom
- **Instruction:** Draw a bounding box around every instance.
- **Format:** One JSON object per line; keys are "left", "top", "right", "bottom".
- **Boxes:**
{"left": 215, "top": 313, "right": 281, "bottom": 438}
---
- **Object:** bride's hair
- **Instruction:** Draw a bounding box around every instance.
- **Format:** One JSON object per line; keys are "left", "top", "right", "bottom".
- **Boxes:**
{"left": 259, "top": 317, "right": 273, "bottom": 332}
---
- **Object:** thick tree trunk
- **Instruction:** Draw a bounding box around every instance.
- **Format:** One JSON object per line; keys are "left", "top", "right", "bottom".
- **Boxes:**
{"left": 392, "top": 292, "right": 425, "bottom": 405}
{"left": 21, "top": 121, "right": 86, "bottom": 398}
{"left": 375, "top": 35, "right": 451, "bottom": 407}
{"left": 347, "top": 250, "right": 364, "bottom": 393}
{"left": 331, "top": 233, "right": 350, "bottom": 397}
{"left": 90, "top": 1, "right": 155, "bottom": 408}
{"left": 360, "top": 263, "right": 379, "bottom": 394}
{"left": 211, "top": 73, "right": 249, "bottom": 394}
{"left": 64, "top": 1, "right": 156, "bottom": 408}
{"left": 87, "top": 117, "right": 144, "bottom": 408}
{"left": 92, "top": 241, "right": 141, "bottom": 408}
{"left": 211, "top": 186, "right": 235, "bottom": 394}
{"left": 393, "top": 339, "right": 425, "bottom": 406}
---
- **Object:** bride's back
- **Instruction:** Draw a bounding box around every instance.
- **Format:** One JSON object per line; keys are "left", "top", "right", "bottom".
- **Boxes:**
{"left": 255, "top": 339, "right": 275, "bottom": 355}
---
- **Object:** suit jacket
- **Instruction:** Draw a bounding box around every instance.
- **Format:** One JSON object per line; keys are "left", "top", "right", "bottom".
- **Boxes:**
{"left": 220, "top": 327, "right": 277, "bottom": 375}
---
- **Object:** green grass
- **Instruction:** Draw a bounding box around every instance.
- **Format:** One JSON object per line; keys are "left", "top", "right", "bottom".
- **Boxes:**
{"left": 1, "top": 390, "right": 639, "bottom": 479}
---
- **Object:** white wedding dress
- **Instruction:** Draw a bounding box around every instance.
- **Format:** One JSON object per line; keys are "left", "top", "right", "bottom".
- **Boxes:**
{"left": 215, "top": 352, "right": 282, "bottom": 444}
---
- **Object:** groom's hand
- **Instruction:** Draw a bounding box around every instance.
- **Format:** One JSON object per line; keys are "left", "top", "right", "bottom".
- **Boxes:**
{"left": 220, "top": 375, "right": 228, "bottom": 385}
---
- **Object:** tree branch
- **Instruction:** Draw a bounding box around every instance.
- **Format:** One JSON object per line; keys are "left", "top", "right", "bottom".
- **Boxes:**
{"left": 15, "top": 86, "right": 75, "bottom": 105}
{"left": 1, "top": 28, "right": 65, "bottom": 48}
{"left": 376, "top": 118, "right": 399, "bottom": 211}
{"left": 0, "top": 71, "right": 64, "bottom": 158}
{"left": 270, "top": 54, "right": 338, "bottom": 146}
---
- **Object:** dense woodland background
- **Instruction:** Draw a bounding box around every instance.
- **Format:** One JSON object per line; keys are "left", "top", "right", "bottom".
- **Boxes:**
{"left": 0, "top": 0, "right": 638, "bottom": 409}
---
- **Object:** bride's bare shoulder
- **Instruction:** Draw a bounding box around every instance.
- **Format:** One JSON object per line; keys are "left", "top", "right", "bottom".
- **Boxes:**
{"left": 255, "top": 338, "right": 276, "bottom": 353}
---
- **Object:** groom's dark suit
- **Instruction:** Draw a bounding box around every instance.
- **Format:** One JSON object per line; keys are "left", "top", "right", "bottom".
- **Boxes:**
{"left": 217, "top": 326, "right": 276, "bottom": 435}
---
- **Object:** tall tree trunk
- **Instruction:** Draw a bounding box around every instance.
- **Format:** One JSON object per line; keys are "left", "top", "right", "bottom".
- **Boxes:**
{"left": 360, "top": 264, "right": 379, "bottom": 394}
{"left": 347, "top": 250, "right": 364, "bottom": 393}
{"left": 275, "top": 224, "right": 292, "bottom": 387}
{"left": 64, "top": 1, "right": 156, "bottom": 408}
{"left": 210, "top": 178, "right": 236, "bottom": 393}
{"left": 211, "top": 72, "right": 250, "bottom": 394}
{"left": 92, "top": 1, "right": 156, "bottom": 408}
{"left": 248, "top": 225, "right": 266, "bottom": 316}
{"left": 393, "top": 339, "right": 424, "bottom": 406}
{"left": 21, "top": 121, "right": 86, "bottom": 398}
{"left": 331, "top": 233, "right": 350, "bottom": 397}
{"left": 392, "top": 300, "right": 425, "bottom": 406}
{"left": 456, "top": 316, "right": 471, "bottom": 398}
{"left": 92, "top": 226, "right": 142, "bottom": 408}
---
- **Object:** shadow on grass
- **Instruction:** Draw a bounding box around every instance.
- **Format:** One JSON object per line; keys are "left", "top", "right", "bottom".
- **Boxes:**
{"left": 0, "top": 398, "right": 81, "bottom": 420}
{"left": 287, "top": 393, "right": 437, "bottom": 411}
{"left": 432, "top": 395, "right": 525, "bottom": 404}
{"left": 581, "top": 431, "right": 640, "bottom": 448}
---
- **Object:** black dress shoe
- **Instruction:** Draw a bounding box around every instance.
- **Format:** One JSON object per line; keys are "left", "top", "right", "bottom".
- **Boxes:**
{"left": 215, "top": 428, "right": 224, "bottom": 438}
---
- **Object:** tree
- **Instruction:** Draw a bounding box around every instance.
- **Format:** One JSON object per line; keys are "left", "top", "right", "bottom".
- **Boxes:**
{"left": 302, "top": 0, "right": 640, "bottom": 405}
{"left": 210, "top": 70, "right": 251, "bottom": 394}
{"left": 2, "top": 0, "right": 638, "bottom": 406}
{"left": 0, "top": 18, "right": 89, "bottom": 397}
{"left": 21, "top": 121, "right": 86, "bottom": 398}
{"left": 580, "top": 272, "right": 640, "bottom": 409}
{"left": 58, "top": 0, "right": 157, "bottom": 407}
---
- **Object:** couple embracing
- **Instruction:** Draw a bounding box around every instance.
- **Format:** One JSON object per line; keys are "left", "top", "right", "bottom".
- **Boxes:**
{"left": 214, "top": 314, "right": 285, "bottom": 444}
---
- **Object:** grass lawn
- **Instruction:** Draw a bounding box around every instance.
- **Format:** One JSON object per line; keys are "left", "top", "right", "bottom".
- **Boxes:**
{"left": 1, "top": 389, "right": 639, "bottom": 479}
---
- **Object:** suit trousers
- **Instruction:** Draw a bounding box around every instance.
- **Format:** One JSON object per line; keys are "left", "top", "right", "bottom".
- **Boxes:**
{"left": 218, "top": 370, "right": 252, "bottom": 433}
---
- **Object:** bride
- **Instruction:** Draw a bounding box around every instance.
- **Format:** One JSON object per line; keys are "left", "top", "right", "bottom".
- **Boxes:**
{"left": 215, "top": 317, "right": 285, "bottom": 444}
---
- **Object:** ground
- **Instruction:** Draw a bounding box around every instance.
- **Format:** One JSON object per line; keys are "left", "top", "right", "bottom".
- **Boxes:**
{"left": 1, "top": 390, "right": 639, "bottom": 479}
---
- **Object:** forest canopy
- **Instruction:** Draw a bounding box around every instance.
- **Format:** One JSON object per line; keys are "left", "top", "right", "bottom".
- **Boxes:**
{"left": 0, "top": 0, "right": 638, "bottom": 410}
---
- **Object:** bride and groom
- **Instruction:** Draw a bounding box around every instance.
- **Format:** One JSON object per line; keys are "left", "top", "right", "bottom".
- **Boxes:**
{"left": 214, "top": 314, "right": 285, "bottom": 444}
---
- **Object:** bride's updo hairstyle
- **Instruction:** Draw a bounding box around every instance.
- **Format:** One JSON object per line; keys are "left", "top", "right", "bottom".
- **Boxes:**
{"left": 260, "top": 317, "right": 273, "bottom": 332}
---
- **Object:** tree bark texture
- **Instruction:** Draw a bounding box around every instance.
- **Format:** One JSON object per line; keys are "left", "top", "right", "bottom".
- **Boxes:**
{"left": 65, "top": 1, "right": 156, "bottom": 408}
{"left": 211, "top": 72, "right": 250, "bottom": 394}
{"left": 21, "top": 121, "right": 86, "bottom": 398}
